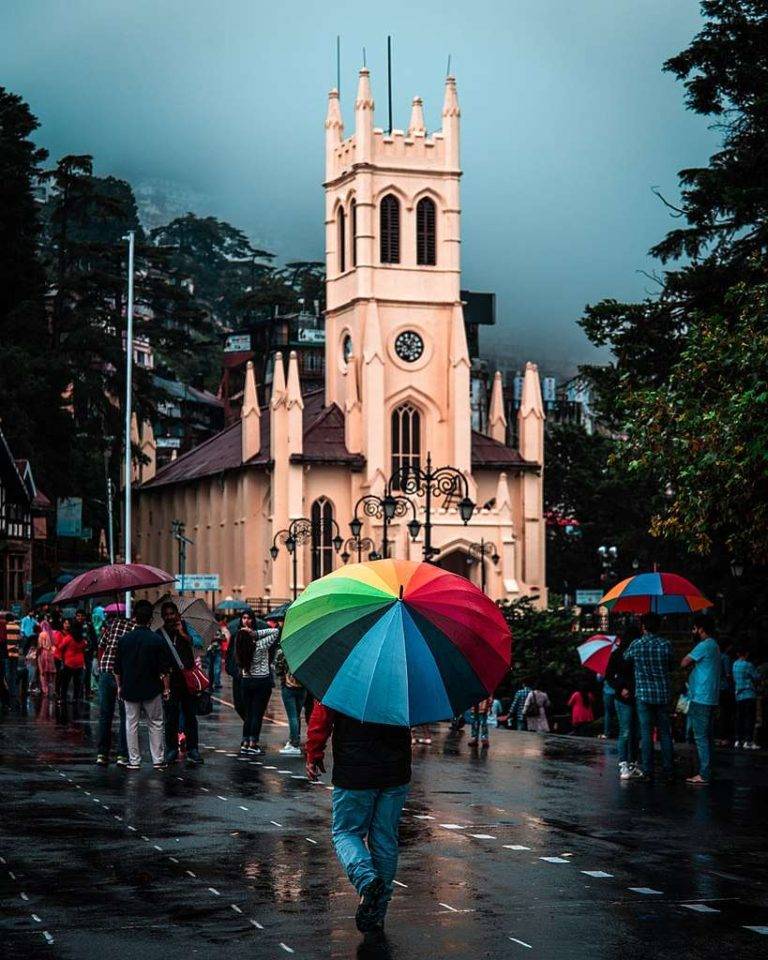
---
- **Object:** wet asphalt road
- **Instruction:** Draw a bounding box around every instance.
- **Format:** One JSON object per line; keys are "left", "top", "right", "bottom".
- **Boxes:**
{"left": 2, "top": 689, "right": 767, "bottom": 960}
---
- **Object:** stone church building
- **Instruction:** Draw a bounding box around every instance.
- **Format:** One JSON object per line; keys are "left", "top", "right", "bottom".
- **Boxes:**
{"left": 134, "top": 69, "right": 546, "bottom": 606}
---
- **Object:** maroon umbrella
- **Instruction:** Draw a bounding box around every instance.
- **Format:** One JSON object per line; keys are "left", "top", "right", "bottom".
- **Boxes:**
{"left": 52, "top": 563, "right": 175, "bottom": 604}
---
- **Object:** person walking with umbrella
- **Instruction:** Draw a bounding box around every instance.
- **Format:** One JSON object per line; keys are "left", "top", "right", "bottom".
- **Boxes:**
{"left": 158, "top": 601, "right": 205, "bottom": 766}
{"left": 284, "top": 559, "right": 511, "bottom": 939}
{"left": 234, "top": 612, "right": 279, "bottom": 755}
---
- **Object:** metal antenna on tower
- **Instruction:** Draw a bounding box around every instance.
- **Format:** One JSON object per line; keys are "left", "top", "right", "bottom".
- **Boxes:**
{"left": 446, "top": 53, "right": 452, "bottom": 77}
{"left": 362, "top": 46, "right": 367, "bottom": 68}
{"left": 387, "top": 35, "right": 393, "bottom": 134}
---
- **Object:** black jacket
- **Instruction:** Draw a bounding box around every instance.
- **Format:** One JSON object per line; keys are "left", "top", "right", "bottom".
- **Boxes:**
{"left": 606, "top": 645, "right": 635, "bottom": 702}
{"left": 331, "top": 713, "right": 412, "bottom": 790}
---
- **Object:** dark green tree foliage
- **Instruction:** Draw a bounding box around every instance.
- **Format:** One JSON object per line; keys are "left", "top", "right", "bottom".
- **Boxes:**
{"left": 579, "top": 2, "right": 768, "bottom": 572}
{"left": 0, "top": 88, "right": 71, "bottom": 489}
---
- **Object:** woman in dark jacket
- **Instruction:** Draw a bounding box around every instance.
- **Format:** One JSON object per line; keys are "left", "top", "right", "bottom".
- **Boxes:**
{"left": 605, "top": 624, "right": 642, "bottom": 780}
{"left": 158, "top": 601, "right": 204, "bottom": 766}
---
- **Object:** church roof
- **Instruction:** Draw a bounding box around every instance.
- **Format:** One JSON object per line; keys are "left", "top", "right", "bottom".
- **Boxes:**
{"left": 141, "top": 388, "right": 363, "bottom": 489}
{"left": 470, "top": 430, "right": 538, "bottom": 471}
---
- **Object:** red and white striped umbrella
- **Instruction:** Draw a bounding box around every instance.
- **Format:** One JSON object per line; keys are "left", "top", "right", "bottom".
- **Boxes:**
{"left": 577, "top": 634, "right": 618, "bottom": 676}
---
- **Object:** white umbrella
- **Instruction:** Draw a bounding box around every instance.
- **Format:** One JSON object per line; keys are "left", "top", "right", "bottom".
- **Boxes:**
{"left": 152, "top": 595, "right": 217, "bottom": 646}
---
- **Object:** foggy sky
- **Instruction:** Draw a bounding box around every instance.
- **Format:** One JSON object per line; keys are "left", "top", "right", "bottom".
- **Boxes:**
{"left": 2, "top": 0, "right": 715, "bottom": 374}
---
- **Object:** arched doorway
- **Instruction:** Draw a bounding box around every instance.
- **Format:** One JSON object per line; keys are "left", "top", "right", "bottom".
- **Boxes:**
{"left": 434, "top": 548, "right": 471, "bottom": 580}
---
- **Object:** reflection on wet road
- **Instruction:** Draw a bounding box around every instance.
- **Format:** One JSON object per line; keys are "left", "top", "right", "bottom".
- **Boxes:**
{"left": 2, "top": 691, "right": 767, "bottom": 959}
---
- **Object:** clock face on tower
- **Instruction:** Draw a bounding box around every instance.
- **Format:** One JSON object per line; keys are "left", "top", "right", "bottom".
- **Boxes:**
{"left": 394, "top": 330, "right": 424, "bottom": 363}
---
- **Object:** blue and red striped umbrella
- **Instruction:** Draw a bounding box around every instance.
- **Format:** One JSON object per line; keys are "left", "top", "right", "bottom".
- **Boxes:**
{"left": 600, "top": 572, "right": 712, "bottom": 614}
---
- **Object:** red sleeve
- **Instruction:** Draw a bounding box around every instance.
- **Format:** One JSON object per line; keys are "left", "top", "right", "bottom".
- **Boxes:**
{"left": 305, "top": 703, "right": 335, "bottom": 764}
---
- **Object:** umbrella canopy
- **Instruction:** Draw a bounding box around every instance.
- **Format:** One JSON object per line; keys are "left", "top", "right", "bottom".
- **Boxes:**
{"left": 52, "top": 563, "right": 175, "bottom": 605}
{"left": 266, "top": 601, "right": 292, "bottom": 621}
{"left": 600, "top": 572, "right": 712, "bottom": 614}
{"left": 152, "top": 596, "right": 217, "bottom": 646}
{"left": 281, "top": 559, "right": 512, "bottom": 727}
{"left": 104, "top": 602, "right": 126, "bottom": 614}
{"left": 577, "top": 634, "right": 618, "bottom": 675}
{"left": 34, "top": 590, "right": 56, "bottom": 605}
{"left": 216, "top": 598, "right": 249, "bottom": 612}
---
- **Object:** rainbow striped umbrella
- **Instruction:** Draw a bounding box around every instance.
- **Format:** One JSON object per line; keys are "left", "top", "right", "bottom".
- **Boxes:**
{"left": 577, "top": 634, "right": 618, "bottom": 675}
{"left": 599, "top": 572, "right": 712, "bottom": 614}
{"left": 281, "top": 559, "right": 512, "bottom": 726}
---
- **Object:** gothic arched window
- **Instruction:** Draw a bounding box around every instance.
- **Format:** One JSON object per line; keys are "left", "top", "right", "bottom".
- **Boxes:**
{"left": 350, "top": 198, "right": 357, "bottom": 267}
{"left": 337, "top": 207, "right": 346, "bottom": 273}
{"left": 416, "top": 197, "right": 437, "bottom": 265}
{"left": 311, "top": 496, "right": 335, "bottom": 579}
{"left": 380, "top": 194, "right": 400, "bottom": 264}
{"left": 391, "top": 403, "right": 421, "bottom": 488}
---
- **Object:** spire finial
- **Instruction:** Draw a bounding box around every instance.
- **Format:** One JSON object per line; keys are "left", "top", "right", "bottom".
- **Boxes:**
{"left": 408, "top": 96, "right": 426, "bottom": 136}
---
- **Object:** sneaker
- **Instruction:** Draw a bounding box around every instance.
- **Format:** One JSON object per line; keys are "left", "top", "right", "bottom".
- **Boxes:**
{"left": 749, "top": 742, "right": 761, "bottom": 750}
{"left": 250, "top": 744, "right": 263, "bottom": 756}
{"left": 597, "top": 734, "right": 608, "bottom": 741}
{"left": 153, "top": 762, "right": 167, "bottom": 771}
{"left": 734, "top": 741, "right": 741, "bottom": 749}
{"left": 467, "top": 737, "right": 478, "bottom": 747}
{"left": 126, "top": 763, "right": 141, "bottom": 771}
{"left": 619, "top": 761, "right": 631, "bottom": 780}
{"left": 356, "top": 877, "right": 386, "bottom": 933}
{"left": 628, "top": 764, "right": 645, "bottom": 779}
{"left": 186, "top": 749, "right": 204, "bottom": 765}
{"left": 280, "top": 744, "right": 302, "bottom": 756}
{"left": 95, "top": 754, "right": 109, "bottom": 766}
{"left": 278, "top": 741, "right": 293, "bottom": 754}
{"left": 115, "top": 755, "right": 129, "bottom": 767}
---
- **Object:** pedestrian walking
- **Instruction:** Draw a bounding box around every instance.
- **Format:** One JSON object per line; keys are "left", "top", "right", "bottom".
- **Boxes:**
{"left": 275, "top": 641, "right": 305, "bottom": 755}
{"left": 114, "top": 600, "right": 172, "bottom": 771}
{"left": 732, "top": 649, "right": 760, "bottom": 749}
{"left": 74, "top": 609, "right": 96, "bottom": 699}
{"left": 95, "top": 613, "right": 132, "bottom": 765}
{"left": 58, "top": 618, "right": 87, "bottom": 706}
{"left": 605, "top": 627, "right": 643, "bottom": 779}
{"left": 509, "top": 681, "right": 533, "bottom": 731}
{"left": 568, "top": 685, "right": 596, "bottom": 735}
{"left": 682, "top": 613, "right": 721, "bottom": 785}
{"left": 624, "top": 612, "right": 675, "bottom": 781}
{"left": 158, "top": 601, "right": 205, "bottom": 766}
{"left": 523, "top": 686, "right": 550, "bottom": 733}
{"left": 234, "top": 612, "right": 279, "bottom": 755}
{"left": 5, "top": 615, "right": 21, "bottom": 703}
{"left": 468, "top": 696, "right": 492, "bottom": 747}
{"left": 205, "top": 634, "right": 221, "bottom": 691}
{"left": 306, "top": 704, "right": 411, "bottom": 936}
{"left": 21, "top": 629, "right": 39, "bottom": 701}
{"left": 37, "top": 620, "right": 57, "bottom": 699}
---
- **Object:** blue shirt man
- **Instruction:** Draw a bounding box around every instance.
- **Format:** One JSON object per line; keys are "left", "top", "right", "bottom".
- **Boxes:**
{"left": 20, "top": 613, "right": 38, "bottom": 639}
{"left": 682, "top": 615, "right": 721, "bottom": 784}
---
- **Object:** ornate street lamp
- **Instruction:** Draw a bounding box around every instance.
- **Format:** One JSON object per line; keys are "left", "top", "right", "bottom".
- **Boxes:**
{"left": 271, "top": 515, "right": 343, "bottom": 600}
{"left": 340, "top": 536, "right": 376, "bottom": 564}
{"left": 388, "top": 452, "right": 475, "bottom": 562}
{"left": 598, "top": 544, "right": 619, "bottom": 585}
{"left": 351, "top": 493, "right": 421, "bottom": 560}
{"left": 466, "top": 538, "right": 500, "bottom": 594}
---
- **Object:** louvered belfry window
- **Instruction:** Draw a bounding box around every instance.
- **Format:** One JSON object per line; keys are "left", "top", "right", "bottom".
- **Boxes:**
{"left": 416, "top": 197, "right": 436, "bottom": 265}
{"left": 337, "top": 207, "right": 346, "bottom": 273}
{"left": 380, "top": 194, "right": 400, "bottom": 264}
{"left": 350, "top": 198, "right": 357, "bottom": 267}
{"left": 391, "top": 403, "right": 421, "bottom": 488}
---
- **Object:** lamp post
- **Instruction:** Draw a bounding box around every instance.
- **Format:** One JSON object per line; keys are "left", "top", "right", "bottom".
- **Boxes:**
{"left": 270, "top": 516, "right": 344, "bottom": 600}
{"left": 171, "top": 520, "right": 194, "bottom": 594}
{"left": 388, "top": 452, "right": 475, "bottom": 561}
{"left": 123, "top": 230, "right": 135, "bottom": 616}
{"left": 340, "top": 536, "right": 376, "bottom": 565}
{"left": 466, "top": 538, "right": 500, "bottom": 595}
{"left": 598, "top": 544, "right": 618, "bottom": 585}
{"left": 351, "top": 494, "right": 421, "bottom": 560}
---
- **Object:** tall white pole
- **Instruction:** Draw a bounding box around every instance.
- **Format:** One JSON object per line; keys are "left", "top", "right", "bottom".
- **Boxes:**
{"left": 124, "top": 230, "right": 135, "bottom": 617}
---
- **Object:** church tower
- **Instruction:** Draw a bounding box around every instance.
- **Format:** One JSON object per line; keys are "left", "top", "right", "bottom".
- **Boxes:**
{"left": 324, "top": 70, "right": 472, "bottom": 495}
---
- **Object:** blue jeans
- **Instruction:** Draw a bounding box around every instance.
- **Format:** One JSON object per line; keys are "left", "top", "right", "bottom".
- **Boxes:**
{"left": 603, "top": 684, "right": 617, "bottom": 737}
{"left": 615, "top": 698, "right": 636, "bottom": 764}
{"left": 98, "top": 672, "right": 128, "bottom": 757}
{"left": 331, "top": 784, "right": 409, "bottom": 905}
{"left": 636, "top": 700, "right": 674, "bottom": 775}
{"left": 471, "top": 711, "right": 488, "bottom": 739}
{"left": 688, "top": 701, "right": 715, "bottom": 781}
{"left": 281, "top": 685, "right": 306, "bottom": 746}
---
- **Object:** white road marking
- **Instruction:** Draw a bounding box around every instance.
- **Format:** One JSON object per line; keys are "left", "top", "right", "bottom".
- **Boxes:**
{"left": 0, "top": 857, "right": 5, "bottom": 864}
{"left": 153, "top": 845, "right": 163, "bottom": 852}
{"left": 270, "top": 821, "right": 283, "bottom": 827}
{"left": 540, "top": 857, "right": 570, "bottom": 864}
{"left": 413, "top": 815, "right": 435, "bottom": 820}
{"left": 504, "top": 845, "right": 531, "bottom": 851}
{"left": 9, "top": 871, "right": 16, "bottom": 880}
{"left": 84, "top": 791, "right": 91, "bottom": 796}
{"left": 439, "top": 824, "right": 465, "bottom": 830}
{"left": 509, "top": 936, "right": 533, "bottom": 949}
{"left": 239, "top": 805, "right": 249, "bottom": 811}
{"left": 141, "top": 835, "right": 150, "bottom": 841}
{"left": 31, "top": 913, "right": 42, "bottom": 922}
{"left": 291, "top": 775, "right": 308, "bottom": 780}
{"left": 278, "top": 769, "right": 292, "bottom": 774}
{"left": 469, "top": 834, "right": 496, "bottom": 840}
{"left": 175, "top": 776, "right": 184, "bottom": 782}
{"left": 200, "top": 787, "right": 209, "bottom": 792}
{"left": 264, "top": 765, "right": 277, "bottom": 770}
{"left": 208, "top": 887, "right": 221, "bottom": 896}
{"left": 231, "top": 904, "right": 243, "bottom": 914}
{"left": 217, "top": 795, "right": 228, "bottom": 801}
{"left": 629, "top": 887, "right": 663, "bottom": 895}
{"left": 744, "top": 926, "right": 768, "bottom": 935}
{"left": 305, "top": 838, "right": 318, "bottom": 844}
{"left": 439, "top": 902, "right": 459, "bottom": 912}
{"left": 114, "top": 815, "right": 123, "bottom": 821}
{"left": 392, "top": 880, "right": 408, "bottom": 888}
{"left": 250, "top": 919, "right": 264, "bottom": 930}
{"left": 127, "top": 826, "right": 137, "bottom": 832}
{"left": 279, "top": 943, "right": 295, "bottom": 953}
{"left": 168, "top": 857, "right": 179, "bottom": 864}
{"left": 682, "top": 904, "right": 720, "bottom": 913}
{"left": 582, "top": 871, "right": 613, "bottom": 878}
{"left": 43, "top": 931, "right": 54, "bottom": 944}
{"left": 186, "top": 870, "right": 197, "bottom": 878}
{"left": 20, "top": 892, "right": 29, "bottom": 901}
